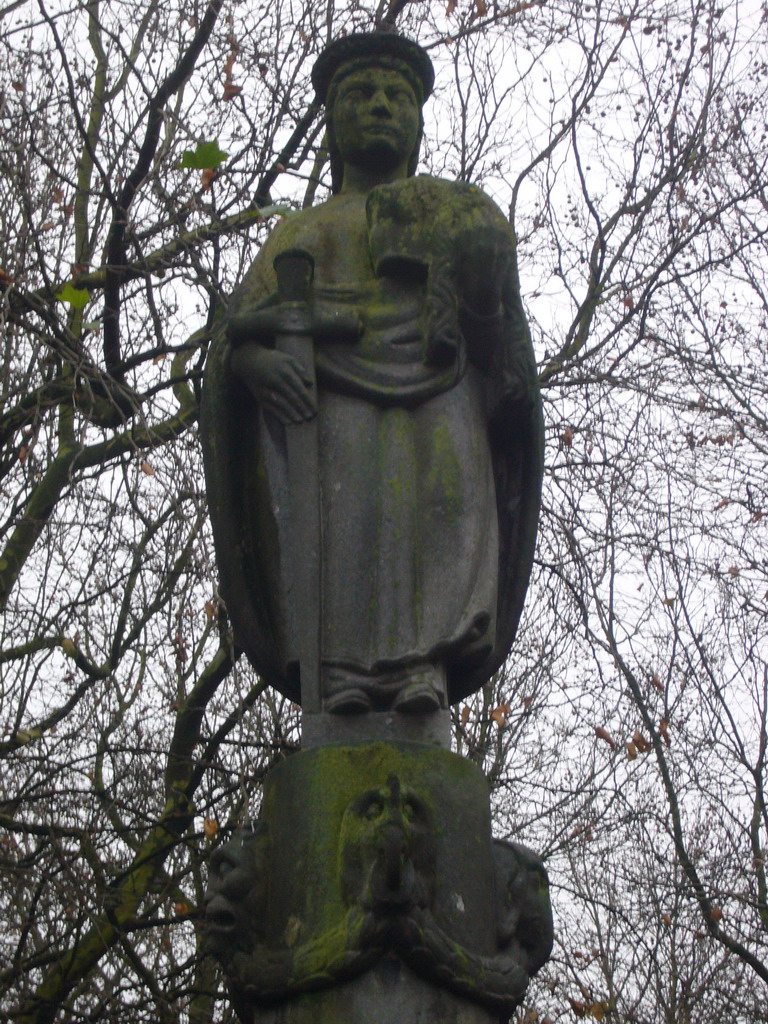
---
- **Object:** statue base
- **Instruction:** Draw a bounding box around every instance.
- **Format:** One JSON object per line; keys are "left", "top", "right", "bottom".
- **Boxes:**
{"left": 254, "top": 957, "right": 496, "bottom": 1024}
{"left": 206, "top": 742, "right": 552, "bottom": 1024}
{"left": 302, "top": 709, "right": 452, "bottom": 748}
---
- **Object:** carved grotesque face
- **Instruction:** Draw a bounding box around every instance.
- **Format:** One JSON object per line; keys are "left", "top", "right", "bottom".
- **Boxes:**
{"left": 331, "top": 65, "right": 420, "bottom": 175}
{"left": 340, "top": 774, "right": 436, "bottom": 911}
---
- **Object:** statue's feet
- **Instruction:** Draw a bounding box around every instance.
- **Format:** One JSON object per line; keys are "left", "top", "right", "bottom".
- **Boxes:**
{"left": 325, "top": 688, "right": 373, "bottom": 714}
{"left": 322, "top": 667, "right": 446, "bottom": 714}
{"left": 393, "top": 679, "right": 443, "bottom": 714}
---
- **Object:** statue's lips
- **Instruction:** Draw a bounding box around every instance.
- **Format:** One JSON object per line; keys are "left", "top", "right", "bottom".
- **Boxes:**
{"left": 359, "top": 123, "right": 400, "bottom": 137}
{"left": 206, "top": 895, "right": 238, "bottom": 934}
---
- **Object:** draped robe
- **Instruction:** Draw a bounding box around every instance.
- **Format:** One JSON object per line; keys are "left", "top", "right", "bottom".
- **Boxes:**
{"left": 202, "top": 176, "right": 543, "bottom": 708}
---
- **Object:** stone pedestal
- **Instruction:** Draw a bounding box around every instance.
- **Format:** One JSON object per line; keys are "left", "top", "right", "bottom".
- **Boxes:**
{"left": 206, "top": 743, "right": 552, "bottom": 1024}
{"left": 256, "top": 959, "right": 496, "bottom": 1024}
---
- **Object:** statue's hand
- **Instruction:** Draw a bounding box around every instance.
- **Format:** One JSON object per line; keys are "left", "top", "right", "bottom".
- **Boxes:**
{"left": 231, "top": 345, "right": 317, "bottom": 424}
{"left": 228, "top": 305, "right": 285, "bottom": 347}
{"left": 459, "top": 223, "right": 511, "bottom": 316}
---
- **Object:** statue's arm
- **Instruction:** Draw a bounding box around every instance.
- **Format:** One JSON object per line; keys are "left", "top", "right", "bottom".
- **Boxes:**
{"left": 225, "top": 215, "right": 360, "bottom": 422}
{"left": 224, "top": 221, "right": 319, "bottom": 424}
{"left": 226, "top": 220, "right": 286, "bottom": 349}
{"left": 456, "top": 203, "right": 540, "bottom": 429}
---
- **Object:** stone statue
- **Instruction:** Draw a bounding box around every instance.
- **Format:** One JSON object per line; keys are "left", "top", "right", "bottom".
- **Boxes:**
{"left": 201, "top": 32, "right": 543, "bottom": 718}
{"left": 202, "top": 34, "right": 553, "bottom": 1024}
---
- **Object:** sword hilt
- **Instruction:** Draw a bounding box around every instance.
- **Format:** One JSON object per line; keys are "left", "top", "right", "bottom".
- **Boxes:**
{"left": 274, "top": 248, "right": 315, "bottom": 304}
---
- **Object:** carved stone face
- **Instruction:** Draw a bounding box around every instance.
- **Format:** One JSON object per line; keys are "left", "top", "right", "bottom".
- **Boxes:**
{"left": 340, "top": 774, "right": 436, "bottom": 911}
{"left": 331, "top": 66, "right": 420, "bottom": 175}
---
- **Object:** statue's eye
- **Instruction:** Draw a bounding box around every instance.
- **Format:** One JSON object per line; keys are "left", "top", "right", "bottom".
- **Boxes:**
{"left": 212, "top": 851, "right": 236, "bottom": 876}
{"left": 364, "top": 798, "right": 384, "bottom": 819}
{"left": 403, "top": 797, "right": 423, "bottom": 821}
{"left": 343, "top": 85, "right": 372, "bottom": 101}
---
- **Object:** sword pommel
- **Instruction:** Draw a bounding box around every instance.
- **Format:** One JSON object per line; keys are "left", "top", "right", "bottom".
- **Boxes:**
{"left": 274, "top": 248, "right": 315, "bottom": 304}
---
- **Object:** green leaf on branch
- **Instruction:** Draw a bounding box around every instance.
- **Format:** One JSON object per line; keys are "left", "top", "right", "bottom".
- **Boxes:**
{"left": 56, "top": 282, "right": 90, "bottom": 308}
{"left": 15, "top": 728, "right": 42, "bottom": 745}
{"left": 180, "top": 140, "right": 229, "bottom": 170}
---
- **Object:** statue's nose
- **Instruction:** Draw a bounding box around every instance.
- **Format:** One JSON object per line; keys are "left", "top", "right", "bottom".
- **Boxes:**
{"left": 370, "top": 90, "right": 393, "bottom": 115}
{"left": 383, "top": 821, "right": 407, "bottom": 882}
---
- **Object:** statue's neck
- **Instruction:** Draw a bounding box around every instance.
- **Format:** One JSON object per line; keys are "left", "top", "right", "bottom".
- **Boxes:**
{"left": 339, "top": 161, "right": 409, "bottom": 195}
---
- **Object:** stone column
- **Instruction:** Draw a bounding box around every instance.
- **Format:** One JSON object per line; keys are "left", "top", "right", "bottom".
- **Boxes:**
{"left": 205, "top": 726, "right": 552, "bottom": 1024}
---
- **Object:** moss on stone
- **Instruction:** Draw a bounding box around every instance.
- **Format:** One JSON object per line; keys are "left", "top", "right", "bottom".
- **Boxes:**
{"left": 262, "top": 742, "right": 490, "bottom": 938}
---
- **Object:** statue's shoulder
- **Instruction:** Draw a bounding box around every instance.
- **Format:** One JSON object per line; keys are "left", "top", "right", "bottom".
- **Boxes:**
{"left": 368, "top": 175, "right": 511, "bottom": 234}
{"left": 234, "top": 206, "right": 323, "bottom": 308}
{"left": 236, "top": 196, "right": 367, "bottom": 308}
{"left": 407, "top": 174, "right": 502, "bottom": 207}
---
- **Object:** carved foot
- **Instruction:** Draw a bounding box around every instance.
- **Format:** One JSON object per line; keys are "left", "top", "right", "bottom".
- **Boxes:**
{"left": 392, "top": 679, "right": 443, "bottom": 713}
{"left": 324, "top": 688, "right": 373, "bottom": 714}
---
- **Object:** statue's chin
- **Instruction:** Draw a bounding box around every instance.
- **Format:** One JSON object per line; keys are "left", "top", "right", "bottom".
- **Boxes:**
{"left": 346, "top": 140, "right": 405, "bottom": 174}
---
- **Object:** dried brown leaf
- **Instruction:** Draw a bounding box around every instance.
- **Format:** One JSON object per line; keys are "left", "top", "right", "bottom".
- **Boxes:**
{"left": 223, "top": 82, "right": 243, "bottom": 101}
{"left": 595, "top": 725, "right": 615, "bottom": 751}
{"left": 491, "top": 703, "right": 511, "bottom": 728}
{"left": 632, "top": 729, "right": 650, "bottom": 753}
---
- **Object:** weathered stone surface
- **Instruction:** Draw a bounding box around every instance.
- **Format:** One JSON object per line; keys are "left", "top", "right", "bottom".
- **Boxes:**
{"left": 201, "top": 32, "right": 553, "bottom": 1023}
{"left": 200, "top": 42, "right": 543, "bottom": 717}
{"left": 253, "top": 961, "right": 498, "bottom": 1024}
{"left": 301, "top": 708, "right": 452, "bottom": 748}
{"left": 205, "top": 744, "right": 552, "bottom": 1024}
